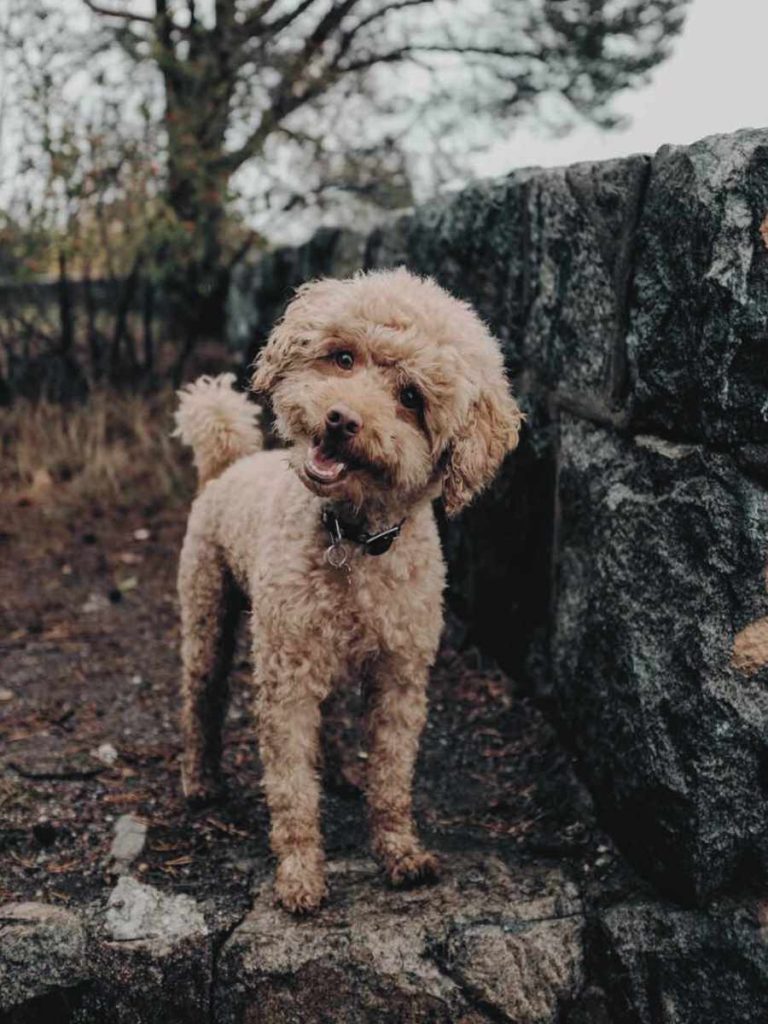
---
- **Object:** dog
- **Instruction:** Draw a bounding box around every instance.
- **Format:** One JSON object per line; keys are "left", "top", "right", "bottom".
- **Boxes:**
{"left": 174, "top": 268, "right": 521, "bottom": 913}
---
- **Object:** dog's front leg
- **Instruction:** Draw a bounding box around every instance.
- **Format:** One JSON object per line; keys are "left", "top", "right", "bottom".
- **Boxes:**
{"left": 365, "top": 654, "right": 439, "bottom": 887}
{"left": 257, "top": 667, "right": 329, "bottom": 913}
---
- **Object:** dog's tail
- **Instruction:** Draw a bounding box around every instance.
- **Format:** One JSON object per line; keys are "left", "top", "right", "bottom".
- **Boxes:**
{"left": 174, "top": 374, "right": 263, "bottom": 487}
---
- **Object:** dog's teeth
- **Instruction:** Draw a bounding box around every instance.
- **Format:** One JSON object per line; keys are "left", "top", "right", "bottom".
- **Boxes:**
{"left": 306, "top": 445, "right": 347, "bottom": 483}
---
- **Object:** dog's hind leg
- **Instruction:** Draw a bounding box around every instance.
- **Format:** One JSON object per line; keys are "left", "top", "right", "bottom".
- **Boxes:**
{"left": 178, "top": 534, "right": 242, "bottom": 806}
{"left": 365, "top": 653, "right": 440, "bottom": 887}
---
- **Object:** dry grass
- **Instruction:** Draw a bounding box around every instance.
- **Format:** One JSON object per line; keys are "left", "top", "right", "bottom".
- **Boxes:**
{"left": 0, "top": 390, "right": 194, "bottom": 510}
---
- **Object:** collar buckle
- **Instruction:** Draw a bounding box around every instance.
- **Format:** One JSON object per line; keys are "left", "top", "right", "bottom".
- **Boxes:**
{"left": 363, "top": 524, "right": 402, "bottom": 556}
{"left": 322, "top": 509, "right": 404, "bottom": 558}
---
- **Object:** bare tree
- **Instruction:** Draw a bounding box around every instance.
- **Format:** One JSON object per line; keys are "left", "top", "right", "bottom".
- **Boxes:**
{"left": 10, "top": 0, "right": 691, "bottom": 359}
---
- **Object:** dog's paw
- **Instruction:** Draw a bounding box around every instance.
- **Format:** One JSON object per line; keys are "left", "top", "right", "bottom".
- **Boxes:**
{"left": 384, "top": 849, "right": 441, "bottom": 889}
{"left": 181, "top": 771, "right": 227, "bottom": 810}
{"left": 275, "top": 855, "right": 327, "bottom": 915}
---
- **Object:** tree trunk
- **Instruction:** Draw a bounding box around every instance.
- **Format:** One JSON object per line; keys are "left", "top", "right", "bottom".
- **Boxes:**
{"left": 158, "top": 4, "right": 237, "bottom": 377}
{"left": 142, "top": 279, "right": 155, "bottom": 378}
{"left": 57, "top": 250, "right": 74, "bottom": 356}
{"left": 108, "top": 257, "right": 142, "bottom": 385}
{"left": 83, "top": 267, "right": 103, "bottom": 382}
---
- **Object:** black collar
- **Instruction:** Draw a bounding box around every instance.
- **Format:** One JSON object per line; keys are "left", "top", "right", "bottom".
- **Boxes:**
{"left": 322, "top": 507, "right": 405, "bottom": 556}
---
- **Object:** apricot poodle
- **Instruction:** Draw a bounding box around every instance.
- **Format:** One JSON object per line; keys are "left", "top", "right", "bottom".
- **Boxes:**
{"left": 174, "top": 268, "right": 521, "bottom": 913}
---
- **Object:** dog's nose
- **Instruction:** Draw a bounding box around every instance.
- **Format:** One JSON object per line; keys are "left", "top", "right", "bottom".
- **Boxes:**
{"left": 325, "top": 404, "right": 362, "bottom": 436}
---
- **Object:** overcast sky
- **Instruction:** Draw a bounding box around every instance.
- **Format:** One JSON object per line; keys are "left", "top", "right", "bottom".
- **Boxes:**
{"left": 476, "top": 0, "right": 768, "bottom": 175}
{"left": 2, "top": 0, "right": 765, "bottom": 240}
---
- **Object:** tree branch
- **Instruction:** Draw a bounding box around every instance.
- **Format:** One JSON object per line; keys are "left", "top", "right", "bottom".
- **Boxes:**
{"left": 238, "top": 0, "right": 284, "bottom": 36}
{"left": 216, "top": 81, "right": 322, "bottom": 172}
{"left": 338, "top": 43, "right": 544, "bottom": 73}
{"left": 303, "top": 0, "right": 363, "bottom": 55}
{"left": 246, "top": 0, "right": 282, "bottom": 22}
{"left": 414, "top": 44, "right": 543, "bottom": 59}
{"left": 155, "top": 0, "right": 174, "bottom": 50}
{"left": 337, "top": 47, "right": 415, "bottom": 73}
{"left": 82, "top": 0, "right": 154, "bottom": 22}
{"left": 262, "top": 0, "right": 323, "bottom": 37}
{"left": 214, "top": 0, "right": 237, "bottom": 31}
{"left": 219, "top": 0, "right": 363, "bottom": 171}
{"left": 343, "top": 0, "right": 435, "bottom": 40}
{"left": 218, "top": 7, "right": 541, "bottom": 176}
{"left": 333, "top": 0, "right": 435, "bottom": 67}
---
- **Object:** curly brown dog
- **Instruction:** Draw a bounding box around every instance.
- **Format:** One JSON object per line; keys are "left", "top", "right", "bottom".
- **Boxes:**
{"left": 174, "top": 268, "right": 521, "bottom": 913}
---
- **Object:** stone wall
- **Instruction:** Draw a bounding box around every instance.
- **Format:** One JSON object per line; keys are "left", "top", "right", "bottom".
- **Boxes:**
{"left": 228, "top": 128, "right": 768, "bottom": 916}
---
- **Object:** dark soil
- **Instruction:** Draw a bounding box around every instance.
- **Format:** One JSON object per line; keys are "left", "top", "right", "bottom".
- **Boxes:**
{"left": 0, "top": 495, "right": 615, "bottom": 923}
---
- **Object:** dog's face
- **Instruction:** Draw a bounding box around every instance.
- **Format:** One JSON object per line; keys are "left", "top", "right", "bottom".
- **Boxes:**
{"left": 252, "top": 269, "right": 522, "bottom": 516}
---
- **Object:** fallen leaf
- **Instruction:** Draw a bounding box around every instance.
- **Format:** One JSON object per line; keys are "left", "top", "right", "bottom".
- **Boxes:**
{"left": 11, "top": 852, "right": 36, "bottom": 869}
{"left": 47, "top": 860, "right": 79, "bottom": 874}
{"left": 101, "top": 791, "right": 145, "bottom": 806}
{"left": 206, "top": 817, "right": 249, "bottom": 838}
{"left": 164, "top": 855, "right": 193, "bottom": 867}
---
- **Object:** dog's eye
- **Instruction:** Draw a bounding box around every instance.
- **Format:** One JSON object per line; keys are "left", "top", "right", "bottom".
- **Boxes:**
{"left": 334, "top": 351, "right": 354, "bottom": 371}
{"left": 399, "top": 385, "right": 423, "bottom": 411}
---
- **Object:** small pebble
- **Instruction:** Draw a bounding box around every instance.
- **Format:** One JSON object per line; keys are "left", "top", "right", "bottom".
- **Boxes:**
{"left": 133, "top": 528, "right": 151, "bottom": 541}
{"left": 82, "top": 592, "right": 110, "bottom": 614}
{"left": 118, "top": 551, "right": 142, "bottom": 565}
{"left": 0, "top": 688, "right": 14, "bottom": 702}
{"left": 93, "top": 742, "right": 119, "bottom": 766}
{"left": 107, "top": 814, "right": 148, "bottom": 874}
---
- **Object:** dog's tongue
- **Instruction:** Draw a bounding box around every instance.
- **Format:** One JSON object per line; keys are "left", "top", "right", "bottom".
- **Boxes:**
{"left": 306, "top": 442, "right": 347, "bottom": 483}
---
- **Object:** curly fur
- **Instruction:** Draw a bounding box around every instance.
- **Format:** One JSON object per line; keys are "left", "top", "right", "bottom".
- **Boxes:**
{"left": 174, "top": 373, "right": 263, "bottom": 487}
{"left": 176, "top": 268, "right": 521, "bottom": 913}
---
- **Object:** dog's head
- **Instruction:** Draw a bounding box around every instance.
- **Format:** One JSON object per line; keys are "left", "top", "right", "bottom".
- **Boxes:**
{"left": 252, "top": 268, "right": 522, "bottom": 516}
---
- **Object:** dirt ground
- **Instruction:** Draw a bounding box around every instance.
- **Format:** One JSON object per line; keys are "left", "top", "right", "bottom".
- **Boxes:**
{"left": 0, "top": 493, "right": 613, "bottom": 922}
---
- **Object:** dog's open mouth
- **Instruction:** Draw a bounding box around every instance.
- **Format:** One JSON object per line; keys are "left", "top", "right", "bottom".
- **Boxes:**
{"left": 304, "top": 440, "right": 351, "bottom": 485}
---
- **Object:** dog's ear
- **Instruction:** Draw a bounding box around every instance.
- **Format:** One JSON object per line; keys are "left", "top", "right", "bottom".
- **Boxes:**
{"left": 442, "top": 381, "right": 522, "bottom": 517}
{"left": 251, "top": 318, "right": 297, "bottom": 395}
{"left": 252, "top": 279, "right": 330, "bottom": 394}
